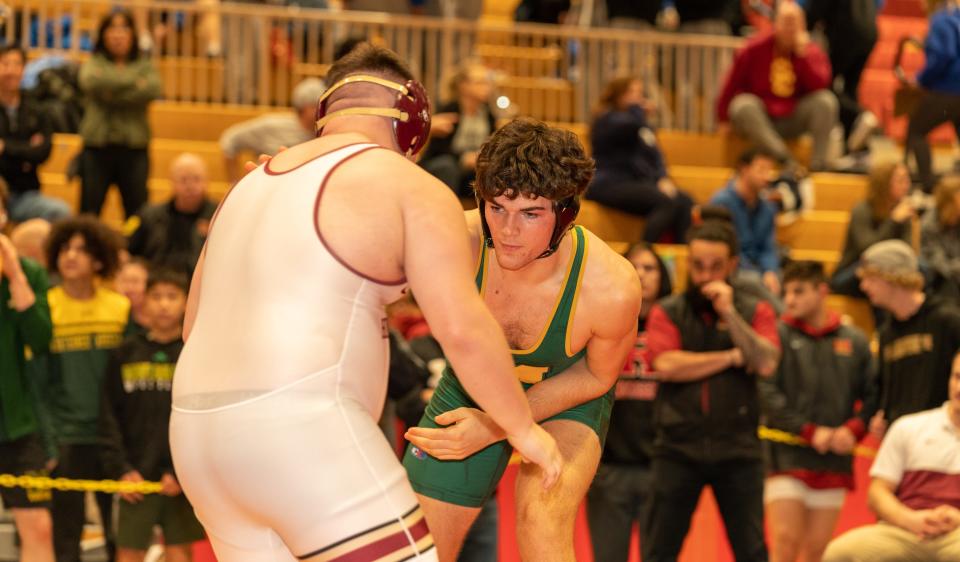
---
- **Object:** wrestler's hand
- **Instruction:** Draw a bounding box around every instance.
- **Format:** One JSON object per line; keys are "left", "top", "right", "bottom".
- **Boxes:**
{"left": 404, "top": 407, "right": 505, "bottom": 460}
{"left": 242, "top": 146, "right": 289, "bottom": 174}
{"left": 507, "top": 422, "right": 562, "bottom": 490}
{"left": 119, "top": 470, "right": 145, "bottom": 503}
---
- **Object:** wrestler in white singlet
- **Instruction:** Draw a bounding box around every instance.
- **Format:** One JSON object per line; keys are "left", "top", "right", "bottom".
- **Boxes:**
{"left": 170, "top": 143, "right": 436, "bottom": 562}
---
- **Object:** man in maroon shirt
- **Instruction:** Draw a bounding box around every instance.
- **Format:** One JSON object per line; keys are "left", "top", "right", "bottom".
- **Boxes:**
{"left": 716, "top": 1, "right": 838, "bottom": 172}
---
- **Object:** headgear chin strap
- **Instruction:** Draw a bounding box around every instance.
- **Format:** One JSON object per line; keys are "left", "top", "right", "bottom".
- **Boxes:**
{"left": 315, "top": 74, "right": 432, "bottom": 157}
{"left": 477, "top": 197, "right": 580, "bottom": 259}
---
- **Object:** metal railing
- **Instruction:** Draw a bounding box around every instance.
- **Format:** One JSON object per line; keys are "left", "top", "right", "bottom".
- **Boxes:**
{"left": 4, "top": 0, "right": 744, "bottom": 131}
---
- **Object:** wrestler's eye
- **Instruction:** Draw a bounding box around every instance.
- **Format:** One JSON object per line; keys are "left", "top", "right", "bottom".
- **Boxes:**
{"left": 489, "top": 205, "right": 504, "bottom": 214}
{"left": 523, "top": 212, "right": 539, "bottom": 219}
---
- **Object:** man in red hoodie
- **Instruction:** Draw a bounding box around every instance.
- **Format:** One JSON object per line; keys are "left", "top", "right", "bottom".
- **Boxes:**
{"left": 716, "top": 1, "right": 837, "bottom": 172}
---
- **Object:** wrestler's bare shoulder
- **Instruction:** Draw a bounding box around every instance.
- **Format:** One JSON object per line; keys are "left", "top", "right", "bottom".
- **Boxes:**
{"left": 578, "top": 228, "right": 643, "bottom": 325}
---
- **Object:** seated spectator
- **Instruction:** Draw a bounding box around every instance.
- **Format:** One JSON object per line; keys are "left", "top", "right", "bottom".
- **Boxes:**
{"left": 0, "top": 45, "right": 69, "bottom": 222}
{"left": 126, "top": 153, "right": 217, "bottom": 275}
{"left": 114, "top": 257, "right": 150, "bottom": 335}
{"left": 661, "top": 0, "right": 742, "bottom": 35}
{"left": 822, "top": 350, "right": 960, "bottom": 562}
{"left": 10, "top": 218, "right": 52, "bottom": 269}
{"left": 710, "top": 149, "right": 782, "bottom": 296}
{"left": 586, "top": 77, "right": 695, "bottom": 243}
{"left": 905, "top": 0, "right": 960, "bottom": 193}
{"left": 858, "top": 240, "right": 960, "bottom": 433}
{"left": 716, "top": 1, "right": 837, "bottom": 172}
{"left": 419, "top": 61, "right": 497, "bottom": 198}
{"left": 587, "top": 242, "right": 672, "bottom": 562}
{"left": 220, "top": 78, "right": 325, "bottom": 183}
{"left": 922, "top": 175, "right": 960, "bottom": 293}
{"left": 98, "top": 268, "right": 205, "bottom": 562}
{"left": 831, "top": 160, "right": 914, "bottom": 296}
{"left": 79, "top": 10, "right": 161, "bottom": 219}
{"left": 760, "top": 260, "right": 876, "bottom": 562}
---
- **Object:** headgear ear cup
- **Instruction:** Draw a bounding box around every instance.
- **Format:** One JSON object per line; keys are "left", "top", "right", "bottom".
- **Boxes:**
{"left": 314, "top": 74, "right": 432, "bottom": 157}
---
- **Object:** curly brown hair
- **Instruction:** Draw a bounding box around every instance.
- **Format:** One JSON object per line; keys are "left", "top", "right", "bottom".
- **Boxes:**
{"left": 473, "top": 118, "right": 594, "bottom": 202}
{"left": 46, "top": 215, "right": 123, "bottom": 278}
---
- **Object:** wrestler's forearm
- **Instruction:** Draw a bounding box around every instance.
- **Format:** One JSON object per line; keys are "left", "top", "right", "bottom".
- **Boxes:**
{"left": 722, "top": 309, "right": 779, "bottom": 377}
{"left": 525, "top": 366, "right": 612, "bottom": 424}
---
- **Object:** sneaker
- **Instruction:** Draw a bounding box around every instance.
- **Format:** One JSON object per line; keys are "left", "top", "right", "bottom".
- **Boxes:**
{"left": 847, "top": 111, "right": 879, "bottom": 153}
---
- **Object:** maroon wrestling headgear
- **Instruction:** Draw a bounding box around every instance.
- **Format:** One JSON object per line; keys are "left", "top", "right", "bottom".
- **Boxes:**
{"left": 315, "top": 74, "right": 432, "bottom": 157}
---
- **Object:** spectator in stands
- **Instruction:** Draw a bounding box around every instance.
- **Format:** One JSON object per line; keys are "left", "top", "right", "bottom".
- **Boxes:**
{"left": 127, "top": 152, "right": 217, "bottom": 275}
{"left": 11, "top": 218, "right": 53, "bottom": 269}
{"left": 114, "top": 257, "right": 150, "bottom": 335}
{"left": 645, "top": 220, "right": 780, "bottom": 562}
{"left": 922, "top": 175, "right": 960, "bottom": 293}
{"left": 219, "top": 78, "right": 325, "bottom": 183}
{"left": 0, "top": 182, "right": 55, "bottom": 562}
{"left": 78, "top": 10, "right": 162, "bottom": 219}
{"left": 822, "top": 350, "right": 960, "bottom": 562}
{"left": 587, "top": 77, "right": 695, "bottom": 243}
{"left": 99, "top": 268, "right": 205, "bottom": 562}
{"left": 760, "top": 260, "right": 877, "bottom": 562}
{"left": 905, "top": 0, "right": 960, "bottom": 193}
{"left": 418, "top": 61, "right": 497, "bottom": 198}
{"left": 710, "top": 149, "right": 782, "bottom": 296}
{"left": 0, "top": 45, "right": 70, "bottom": 223}
{"left": 716, "top": 1, "right": 837, "bottom": 172}
{"left": 515, "top": 0, "right": 570, "bottom": 23}
{"left": 802, "top": 0, "right": 880, "bottom": 157}
{"left": 858, "top": 239, "right": 960, "bottom": 436}
{"left": 40, "top": 215, "right": 128, "bottom": 562}
{"left": 831, "top": 160, "right": 914, "bottom": 296}
{"left": 602, "top": 0, "right": 661, "bottom": 29}
{"left": 660, "top": 0, "right": 742, "bottom": 35}
{"left": 587, "top": 242, "right": 672, "bottom": 562}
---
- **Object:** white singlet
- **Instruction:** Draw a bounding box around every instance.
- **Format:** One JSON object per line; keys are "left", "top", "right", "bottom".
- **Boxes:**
{"left": 170, "top": 143, "right": 436, "bottom": 562}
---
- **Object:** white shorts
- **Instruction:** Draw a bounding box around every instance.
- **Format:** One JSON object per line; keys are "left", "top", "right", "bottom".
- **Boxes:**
{"left": 170, "top": 370, "right": 437, "bottom": 562}
{"left": 764, "top": 475, "right": 846, "bottom": 510}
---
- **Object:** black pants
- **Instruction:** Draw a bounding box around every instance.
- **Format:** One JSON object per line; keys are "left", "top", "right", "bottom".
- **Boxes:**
{"left": 587, "top": 182, "right": 694, "bottom": 243}
{"left": 906, "top": 91, "right": 960, "bottom": 192}
{"left": 645, "top": 455, "right": 768, "bottom": 562}
{"left": 51, "top": 444, "right": 115, "bottom": 562}
{"left": 586, "top": 463, "right": 654, "bottom": 562}
{"left": 79, "top": 145, "right": 149, "bottom": 218}
{"left": 830, "top": 41, "right": 875, "bottom": 141}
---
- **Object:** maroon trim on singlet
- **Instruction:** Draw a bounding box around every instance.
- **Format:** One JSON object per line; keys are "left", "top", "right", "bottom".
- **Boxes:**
{"left": 313, "top": 146, "right": 407, "bottom": 287}
{"left": 263, "top": 142, "right": 373, "bottom": 176}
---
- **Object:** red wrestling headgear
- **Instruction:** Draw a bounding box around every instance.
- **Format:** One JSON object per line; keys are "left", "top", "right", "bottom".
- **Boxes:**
{"left": 477, "top": 196, "right": 580, "bottom": 259}
{"left": 315, "top": 74, "right": 432, "bottom": 157}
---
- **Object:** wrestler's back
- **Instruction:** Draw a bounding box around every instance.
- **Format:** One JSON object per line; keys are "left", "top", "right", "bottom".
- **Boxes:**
{"left": 173, "top": 143, "right": 403, "bottom": 414}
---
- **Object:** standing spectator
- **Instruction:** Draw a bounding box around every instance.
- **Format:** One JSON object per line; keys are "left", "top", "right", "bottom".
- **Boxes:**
{"left": 802, "top": 0, "right": 880, "bottom": 154}
{"left": 114, "top": 257, "right": 150, "bottom": 335}
{"left": 0, "top": 183, "right": 55, "bottom": 562}
{"left": 905, "top": 0, "right": 960, "bottom": 193}
{"left": 40, "top": 215, "right": 128, "bottom": 562}
{"left": 645, "top": 220, "right": 780, "bottom": 562}
{"left": 921, "top": 175, "right": 960, "bottom": 292}
{"left": 710, "top": 149, "right": 782, "bottom": 296}
{"left": 603, "top": 0, "right": 661, "bottom": 29}
{"left": 831, "top": 160, "right": 914, "bottom": 296}
{"left": 858, "top": 239, "right": 960, "bottom": 433}
{"left": 219, "top": 78, "right": 325, "bottom": 184}
{"left": 515, "top": 0, "right": 570, "bottom": 23}
{"left": 822, "top": 351, "right": 960, "bottom": 562}
{"left": 716, "top": 1, "right": 837, "bottom": 172}
{"left": 587, "top": 77, "right": 695, "bottom": 243}
{"left": 760, "top": 260, "right": 876, "bottom": 562}
{"left": 418, "top": 61, "right": 497, "bottom": 198}
{"left": 99, "top": 269, "right": 205, "bottom": 562}
{"left": 661, "top": 0, "right": 742, "bottom": 35}
{"left": 0, "top": 45, "right": 69, "bottom": 222}
{"left": 78, "top": 10, "right": 161, "bottom": 219}
{"left": 587, "top": 242, "right": 673, "bottom": 562}
{"left": 126, "top": 153, "right": 216, "bottom": 275}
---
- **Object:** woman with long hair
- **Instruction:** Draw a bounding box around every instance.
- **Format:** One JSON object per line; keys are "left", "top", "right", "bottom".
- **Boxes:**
{"left": 78, "top": 9, "right": 161, "bottom": 218}
{"left": 586, "top": 76, "right": 694, "bottom": 243}
{"left": 921, "top": 175, "right": 960, "bottom": 291}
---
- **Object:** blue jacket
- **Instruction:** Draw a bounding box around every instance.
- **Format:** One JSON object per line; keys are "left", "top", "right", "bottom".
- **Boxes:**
{"left": 710, "top": 181, "right": 780, "bottom": 273}
{"left": 918, "top": 6, "right": 960, "bottom": 95}
{"left": 589, "top": 105, "right": 667, "bottom": 190}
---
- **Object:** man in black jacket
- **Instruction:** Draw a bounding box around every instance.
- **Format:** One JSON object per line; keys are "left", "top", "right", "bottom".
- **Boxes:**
{"left": 760, "top": 260, "right": 877, "bottom": 562}
{"left": 645, "top": 220, "right": 780, "bottom": 562}
{"left": 0, "top": 45, "right": 70, "bottom": 222}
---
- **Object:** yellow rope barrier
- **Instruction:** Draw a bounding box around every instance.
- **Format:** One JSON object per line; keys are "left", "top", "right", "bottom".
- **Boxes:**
{"left": 0, "top": 474, "right": 163, "bottom": 494}
{"left": 758, "top": 426, "right": 877, "bottom": 459}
